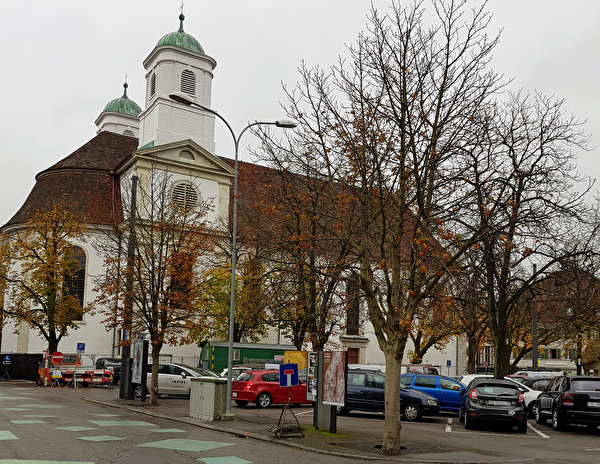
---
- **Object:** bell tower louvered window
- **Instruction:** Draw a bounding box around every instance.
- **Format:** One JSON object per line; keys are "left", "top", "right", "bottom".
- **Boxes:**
{"left": 172, "top": 181, "right": 200, "bottom": 210}
{"left": 181, "top": 69, "right": 196, "bottom": 96}
{"left": 150, "top": 73, "right": 157, "bottom": 97}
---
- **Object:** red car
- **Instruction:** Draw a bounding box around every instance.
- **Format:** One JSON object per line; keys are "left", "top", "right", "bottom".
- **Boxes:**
{"left": 231, "top": 370, "right": 311, "bottom": 408}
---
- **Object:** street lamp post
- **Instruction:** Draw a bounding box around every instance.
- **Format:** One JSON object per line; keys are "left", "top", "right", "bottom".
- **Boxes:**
{"left": 169, "top": 91, "right": 296, "bottom": 416}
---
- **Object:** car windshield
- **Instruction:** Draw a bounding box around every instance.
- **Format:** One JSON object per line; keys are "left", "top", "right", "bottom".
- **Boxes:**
{"left": 181, "top": 365, "right": 219, "bottom": 378}
{"left": 572, "top": 379, "right": 600, "bottom": 391}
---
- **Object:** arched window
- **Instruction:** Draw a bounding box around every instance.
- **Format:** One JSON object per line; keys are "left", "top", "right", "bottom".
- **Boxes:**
{"left": 150, "top": 73, "right": 157, "bottom": 97}
{"left": 64, "top": 246, "right": 86, "bottom": 321}
{"left": 123, "top": 129, "right": 135, "bottom": 137}
{"left": 179, "top": 150, "right": 194, "bottom": 160}
{"left": 181, "top": 69, "right": 196, "bottom": 96}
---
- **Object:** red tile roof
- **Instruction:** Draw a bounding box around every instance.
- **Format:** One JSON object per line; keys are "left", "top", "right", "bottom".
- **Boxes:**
{"left": 3, "top": 131, "right": 137, "bottom": 230}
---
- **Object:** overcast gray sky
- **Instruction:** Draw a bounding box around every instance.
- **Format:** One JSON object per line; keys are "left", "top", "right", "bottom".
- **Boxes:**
{"left": 1, "top": 0, "right": 599, "bottom": 225}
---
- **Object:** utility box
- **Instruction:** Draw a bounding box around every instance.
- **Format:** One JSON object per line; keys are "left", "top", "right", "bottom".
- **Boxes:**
{"left": 189, "top": 377, "right": 227, "bottom": 421}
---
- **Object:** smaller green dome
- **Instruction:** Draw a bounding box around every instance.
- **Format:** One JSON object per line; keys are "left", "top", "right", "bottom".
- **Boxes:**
{"left": 156, "top": 14, "right": 204, "bottom": 55}
{"left": 103, "top": 83, "right": 142, "bottom": 117}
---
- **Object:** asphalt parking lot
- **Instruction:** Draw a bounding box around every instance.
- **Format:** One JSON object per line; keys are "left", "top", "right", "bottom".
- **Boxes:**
{"left": 5, "top": 382, "right": 600, "bottom": 463}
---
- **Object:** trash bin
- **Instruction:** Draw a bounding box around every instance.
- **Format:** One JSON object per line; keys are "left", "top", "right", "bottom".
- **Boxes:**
{"left": 189, "top": 377, "right": 227, "bottom": 421}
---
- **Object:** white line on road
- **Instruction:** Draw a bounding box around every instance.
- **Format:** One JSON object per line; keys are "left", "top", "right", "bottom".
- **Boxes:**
{"left": 527, "top": 423, "right": 550, "bottom": 439}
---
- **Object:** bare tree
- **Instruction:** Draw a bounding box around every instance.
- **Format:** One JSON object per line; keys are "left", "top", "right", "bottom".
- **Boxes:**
{"left": 465, "top": 91, "right": 592, "bottom": 377}
{"left": 259, "top": 0, "right": 507, "bottom": 454}
{"left": 94, "top": 169, "right": 215, "bottom": 406}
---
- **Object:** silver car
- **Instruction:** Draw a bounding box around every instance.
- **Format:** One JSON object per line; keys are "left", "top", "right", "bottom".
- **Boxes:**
{"left": 136, "top": 363, "right": 220, "bottom": 397}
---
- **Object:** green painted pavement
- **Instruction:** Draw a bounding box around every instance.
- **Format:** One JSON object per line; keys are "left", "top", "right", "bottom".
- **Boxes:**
{"left": 137, "top": 439, "right": 234, "bottom": 452}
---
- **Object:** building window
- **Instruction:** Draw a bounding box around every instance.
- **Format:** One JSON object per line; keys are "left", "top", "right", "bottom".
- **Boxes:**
{"left": 171, "top": 181, "right": 200, "bottom": 211}
{"left": 181, "top": 69, "right": 196, "bottom": 96}
{"left": 179, "top": 150, "right": 195, "bottom": 160}
{"left": 123, "top": 129, "right": 135, "bottom": 137}
{"left": 64, "top": 246, "right": 86, "bottom": 321}
{"left": 150, "top": 73, "right": 157, "bottom": 97}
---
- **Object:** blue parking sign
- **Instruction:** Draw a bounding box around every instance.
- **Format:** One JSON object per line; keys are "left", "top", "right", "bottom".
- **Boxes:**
{"left": 279, "top": 363, "right": 299, "bottom": 387}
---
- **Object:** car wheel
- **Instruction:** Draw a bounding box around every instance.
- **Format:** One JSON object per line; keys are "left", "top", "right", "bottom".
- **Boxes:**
{"left": 464, "top": 411, "right": 474, "bottom": 430}
{"left": 401, "top": 403, "right": 422, "bottom": 422}
{"left": 517, "top": 421, "right": 527, "bottom": 434}
{"left": 533, "top": 402, "right": 547, "bottom": 425}
{"left": 256, "top": 392, "right": 272, "bottom": 408}
{"left": 235, "top": 400, "right": 249, "bottom": 407}
{"left": 552, "top": 407, "right": 566, "bottom": 431}
{"left": 527, "top": 402, "right": 535, "bottom": 417}
{"left": 35, "top": 375, "right": 44, "bottom": 387}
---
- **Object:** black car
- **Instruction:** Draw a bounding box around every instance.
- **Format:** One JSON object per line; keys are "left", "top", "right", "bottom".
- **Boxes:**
{"left": 522, "top": 376, "right": 553, "bottom": 392}
{"left": 533, "top": 375, "right": 600, "bottom": 431}
{"left": 342, "top": 369, "right": 440, "bottom": 421}
{"left": 460, "top": 378, "right": 527, "bottom": 433}
{"left": 95, "top": 357, "right": 122, "bottom": 384}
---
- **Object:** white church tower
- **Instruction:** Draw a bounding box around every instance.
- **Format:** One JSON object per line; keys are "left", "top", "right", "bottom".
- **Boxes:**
{"left": 138, "top": 14, "right": 217, "bottom": 153}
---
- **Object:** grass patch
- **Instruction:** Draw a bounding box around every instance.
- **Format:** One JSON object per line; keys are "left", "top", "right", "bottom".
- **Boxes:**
{"left": 303, "top": 425, "right": 348, "bottom": 437}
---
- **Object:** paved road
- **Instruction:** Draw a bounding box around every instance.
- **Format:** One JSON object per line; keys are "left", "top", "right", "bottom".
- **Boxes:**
{"left": 2, "top": 382, "right": 600, "bottom": 463}
{"left": 0, "top": 384, "right": 337, "bottom": 464}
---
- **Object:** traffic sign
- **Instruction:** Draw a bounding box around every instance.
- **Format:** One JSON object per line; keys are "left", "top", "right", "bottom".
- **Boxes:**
{"left": 279, "top": 363, "right": 299, "bottom": 387}
{"left": 51, "top": 352, "right": 64, "bottom": 364}
{"left": 77, "top": 343, "right": 85, "bottom": 352}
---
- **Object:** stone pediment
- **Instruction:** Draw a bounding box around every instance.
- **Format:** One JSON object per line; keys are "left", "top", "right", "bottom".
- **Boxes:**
{"left": 119, "top": 139, "right": 234, "bottom": 181}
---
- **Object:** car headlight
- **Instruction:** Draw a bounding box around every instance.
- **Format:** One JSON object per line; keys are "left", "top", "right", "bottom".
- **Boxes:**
{"left": 428, "top": 399, "right": 439, "bottom": 406}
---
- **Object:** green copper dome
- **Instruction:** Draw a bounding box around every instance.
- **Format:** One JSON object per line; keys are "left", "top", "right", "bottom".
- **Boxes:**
{"left": 156, "top": 14, "right": 204, "bottom": 55}
{"left": 103, "top": 83, "right": 142, "bottom": 116}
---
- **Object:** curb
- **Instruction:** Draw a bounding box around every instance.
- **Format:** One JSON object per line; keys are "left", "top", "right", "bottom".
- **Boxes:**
{"left": 84, "top": 396, "right": 391, "bottom": 461}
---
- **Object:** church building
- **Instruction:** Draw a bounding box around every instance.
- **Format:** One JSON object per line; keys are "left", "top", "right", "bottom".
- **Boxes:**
{"left": 0, "top": 14, "right": 240, "bottom": 364}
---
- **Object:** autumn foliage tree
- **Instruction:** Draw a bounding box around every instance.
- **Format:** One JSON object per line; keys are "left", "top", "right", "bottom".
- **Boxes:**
{"left": 94, "top": 170, "right": 214, "bottom": 406}
{"left": 0, "top": 206, "right": 87, "bottom": 353}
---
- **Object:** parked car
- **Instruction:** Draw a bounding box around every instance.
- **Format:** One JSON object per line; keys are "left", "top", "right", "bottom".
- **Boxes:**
{"left": 220, "top": 366, "right": 252, "bottom": 379}
{"left": 522, "top": 376, "right": 554, "bottom": 392}
{"left": 505, "top": 377, "right": 542, "bottom": 416}
{"left": 400, "top": 374, "right": 465, "bottom": 412}
{"left": 344, "top": 369, "right": 440, "bottom": 421}
{"left": 455, "top": 373, "right": 492, "bottom": 387}
{"left": 533, "top": 375, "right": 600, "bottom": 431}
{"left": 459, "top": 376, "right": 540, "bottom": 417}
{"left": 136, "top": 362, "right": 220, "bottom": 397}
{"left": 95, "top": 357, "right": 122, "bottom": 384}
{"left": 231, "top": 370, "right": 311, "bottom": 408}
{"left": 460, "top": 378, "right": 527, "bottom": 433}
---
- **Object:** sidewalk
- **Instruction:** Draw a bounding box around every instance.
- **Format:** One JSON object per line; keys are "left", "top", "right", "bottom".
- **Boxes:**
{"left": 83, "top": 389, "right": 517, "bottom": 463}
{"left": 86, "top": 392, "right": 391, "bottom": 461}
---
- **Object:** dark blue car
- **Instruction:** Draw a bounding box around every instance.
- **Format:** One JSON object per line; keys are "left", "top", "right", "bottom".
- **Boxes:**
{"left": 342, "top": 369, "right": 440, "bottom": 421}
{"left": 400, "top": 374, "right": 465, "bottom": 412}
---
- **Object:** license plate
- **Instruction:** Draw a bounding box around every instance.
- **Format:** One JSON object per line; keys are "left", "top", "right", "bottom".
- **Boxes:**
{"left": 232, "top": 392, "right": 237, "bottom": 398}
{"left": 488, "top": 400, "right": 509, "bottom": 406}
{"left": 588, "top": 401, "right": 600, "bottom": 407}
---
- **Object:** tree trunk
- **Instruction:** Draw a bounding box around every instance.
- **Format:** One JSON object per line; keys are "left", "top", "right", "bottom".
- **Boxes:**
{"left": 382, "top": 350, "right": 403, "bottom": 456}
{"left": 150, "top": 343, "right": 162, "bottom": 406}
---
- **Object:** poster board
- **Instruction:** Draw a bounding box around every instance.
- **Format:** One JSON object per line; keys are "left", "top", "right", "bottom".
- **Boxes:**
{"left": 322, "top": 350, "right": 346, "bottom": 406}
